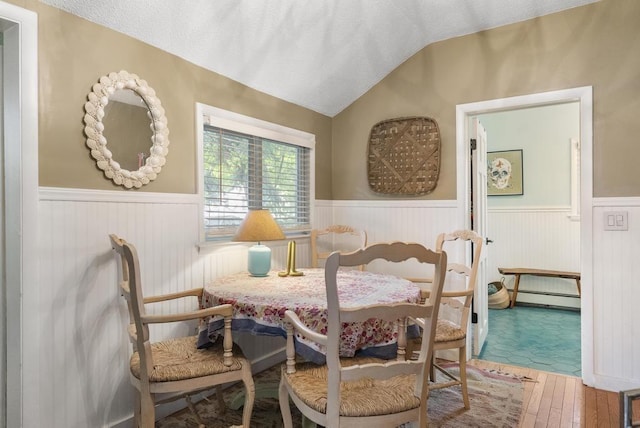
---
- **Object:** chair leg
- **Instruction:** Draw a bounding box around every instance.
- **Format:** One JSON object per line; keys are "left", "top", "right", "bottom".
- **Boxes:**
{"left": 279, "top": 376, "right": 294, "bottom": 428}
{"left": 430, "top": 354, "right": 436, "bottom": 381}
{"left": 241, "top": 367, "right": 256, "bottom": 428}
{"left": 459, "top": 345, "right": 470, "bottom": 410}
{"left": 140, "top": 391, "right": 155, "bottom": 428}
{"left": 133, "top": 391, "right": 142, "bottom": 428}
{"left": 186, "top": 395, "right": 207, "bottom": 427}
{"left": 215, "top": 387, "right": 226, "bottom": 414}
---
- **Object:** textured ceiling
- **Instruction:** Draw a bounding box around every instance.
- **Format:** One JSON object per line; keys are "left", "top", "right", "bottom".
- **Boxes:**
{"left": 42, "top": 0, "right": 598, "bottom": 116}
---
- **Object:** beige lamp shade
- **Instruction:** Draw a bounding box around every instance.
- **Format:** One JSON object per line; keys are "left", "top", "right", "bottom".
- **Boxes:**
{"left": 233, "top": 209, "right": 285, "bottom": 243}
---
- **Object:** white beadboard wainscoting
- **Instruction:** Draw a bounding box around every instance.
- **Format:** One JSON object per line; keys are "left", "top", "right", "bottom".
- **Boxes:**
{"left": 30, "top": 191, "right": 459, "bottom": 427}
{"left": 34, "top": 188, "right": 297, "bottom": 428}
{"left": 591, "top": 198, "right": 640, "bottom": 391}
{"left": 314, "top": 199, "right": 461, "bottom": 278}
{"left": 486, "top": 207, "right": 581, "bottom": 309}
{"left": 25, "top": 189, "right": 640, "bottom": 427}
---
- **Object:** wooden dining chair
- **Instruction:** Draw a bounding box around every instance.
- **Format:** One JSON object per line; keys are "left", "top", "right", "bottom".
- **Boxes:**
{"left": 310, "top": 224, "right": 368, "bottom": 270}
{"left": 410, "top": 229, "right": 483, "bottom": 410}
{"left": 279, "top": 242, "right": 447, "bottom": 428}
{"left": 109, "top": 234, "right": 255, "bottom": 428}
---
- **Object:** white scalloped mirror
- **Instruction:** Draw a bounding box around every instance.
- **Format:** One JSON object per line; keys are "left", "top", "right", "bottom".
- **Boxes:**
{"left": 83, "top": 70, "right": 170, "bottom": 188}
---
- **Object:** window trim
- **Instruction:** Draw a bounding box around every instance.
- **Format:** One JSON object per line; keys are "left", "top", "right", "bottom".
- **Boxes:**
{"left": 196, "top": 103, "right": 316, "bottom": 244}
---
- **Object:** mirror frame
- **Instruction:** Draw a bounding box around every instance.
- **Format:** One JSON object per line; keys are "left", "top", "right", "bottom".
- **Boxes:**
{"left": 83, "top": 70, "right": 170, "bottom": 189}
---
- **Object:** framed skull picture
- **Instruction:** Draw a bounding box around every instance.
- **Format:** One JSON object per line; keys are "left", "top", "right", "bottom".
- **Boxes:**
{"left": 487, "top": 150, "right": 523, "bottom": 196}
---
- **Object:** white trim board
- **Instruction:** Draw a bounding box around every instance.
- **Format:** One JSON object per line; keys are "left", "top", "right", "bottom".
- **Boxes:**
{"left": 1, "top": 3, "right": 39, "bottom": 427}
{"left": 488, "top": 206, "right": 572, "bottom": 213}
{"left": 593, "top": 197, "right": 640, "bottom": 207}
{"left": 315, "top": 199, "right": 457, "bottom": 208}
{"left": 39, "top": 186, "right": 200, "bottom": 204}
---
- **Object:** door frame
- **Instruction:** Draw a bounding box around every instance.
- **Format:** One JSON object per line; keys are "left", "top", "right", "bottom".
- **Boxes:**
{"left": 470, "top": 118, "right": 489, "bottom": 356}
{"left": 455, "top": 86, "right": 593, "bottom": 383}
{"left": 1, "top": 3, "right": 38, "bottom": 427}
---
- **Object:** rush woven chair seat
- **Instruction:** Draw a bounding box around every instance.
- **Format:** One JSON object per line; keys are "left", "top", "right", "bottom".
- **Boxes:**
{"left": 128, "top": 336, "right": 245, "bottom": 382}
{"left": 281, "top": 357, "right": 423, "bottom": 418}
{"left": 279, "top": 242, "right": 447, "bottom": 428}
{"left": 109, "top": 234, "right": 255, "bottom": 428}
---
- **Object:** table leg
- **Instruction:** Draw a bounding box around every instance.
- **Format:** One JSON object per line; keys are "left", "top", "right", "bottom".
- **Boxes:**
{"left": 509, "top": 274, "right": 521, "bottom": 308}
{"left": 302, "top": 415, "right": 317, "bottom": 428}
{"left": 227, "top": 381, "right": 280, "bottom": 410}
{"left": 227, "top": 377, "right": 318, "bottom": 427}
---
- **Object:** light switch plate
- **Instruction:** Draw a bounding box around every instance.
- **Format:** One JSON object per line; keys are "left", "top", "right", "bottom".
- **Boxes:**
{"left": 604, "top": 211, "right": 628, "bottom": 231}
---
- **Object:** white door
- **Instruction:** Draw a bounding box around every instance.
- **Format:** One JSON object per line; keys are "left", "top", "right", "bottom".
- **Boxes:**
{"left": 471, "top": 117, "right": 489, "bottom": 355}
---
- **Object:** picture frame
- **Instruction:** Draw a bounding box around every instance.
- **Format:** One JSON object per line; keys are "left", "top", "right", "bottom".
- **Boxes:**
{"left": 487, "top": 149, "right": 523, "bottom": 196}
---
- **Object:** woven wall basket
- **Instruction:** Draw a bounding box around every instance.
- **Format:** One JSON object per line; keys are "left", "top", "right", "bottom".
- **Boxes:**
{"left": 367, "top": 116, "right": 441, "bottom": 196}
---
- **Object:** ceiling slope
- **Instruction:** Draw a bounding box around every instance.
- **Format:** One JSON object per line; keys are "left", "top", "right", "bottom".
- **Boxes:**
{"left": 42, "top": 0, "right": 598, "bottom": 116}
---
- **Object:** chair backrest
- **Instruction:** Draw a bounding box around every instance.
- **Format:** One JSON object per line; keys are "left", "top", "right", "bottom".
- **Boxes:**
{"left": 323, "top": 242, "right": 447, "bottom": 423}
{"left": 109, "top": 234, "right": 152, "bottom": 379}
{"left": 435, "top": 230, "right": 483, "bottom": 331}
{"left": 310, "top": 225, "right": 367, "bottom": 270}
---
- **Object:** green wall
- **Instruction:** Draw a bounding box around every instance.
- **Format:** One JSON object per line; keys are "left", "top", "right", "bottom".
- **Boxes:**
{"left": 480, "top": 102, "right": 580, "bottom": 208}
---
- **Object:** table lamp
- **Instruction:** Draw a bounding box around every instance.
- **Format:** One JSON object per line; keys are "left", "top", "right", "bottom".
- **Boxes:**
{"left": 233, "top": 209, "right": 285, "bottom": 277}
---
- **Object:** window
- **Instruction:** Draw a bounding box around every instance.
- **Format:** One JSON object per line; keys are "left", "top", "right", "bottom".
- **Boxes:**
{"left": 197, "top": 104, "right": 315, "bottom": 240}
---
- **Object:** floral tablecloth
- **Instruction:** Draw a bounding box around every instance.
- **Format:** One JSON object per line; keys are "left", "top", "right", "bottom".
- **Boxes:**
{"left": 200, "top": 268, "right": 421, "bottom": 364}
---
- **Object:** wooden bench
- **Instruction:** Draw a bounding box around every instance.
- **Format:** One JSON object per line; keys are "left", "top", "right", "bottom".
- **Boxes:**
{"left": 497, "top": 267, "right": 581, "bottom": 308}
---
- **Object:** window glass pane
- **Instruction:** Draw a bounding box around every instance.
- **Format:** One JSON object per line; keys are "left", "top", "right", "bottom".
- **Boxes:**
{"left": 203, "top": 125, "right": 310, "bottom": 239}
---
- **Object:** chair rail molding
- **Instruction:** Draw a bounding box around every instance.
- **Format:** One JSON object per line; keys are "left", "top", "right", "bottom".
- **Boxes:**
{"left": 39, "top": 186, "right": 200, "bottom": 204}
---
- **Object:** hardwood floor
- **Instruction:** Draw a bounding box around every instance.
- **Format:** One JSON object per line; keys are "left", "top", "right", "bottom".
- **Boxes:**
{"left": 468, "top": 359, "right": 627, "bottom": 427}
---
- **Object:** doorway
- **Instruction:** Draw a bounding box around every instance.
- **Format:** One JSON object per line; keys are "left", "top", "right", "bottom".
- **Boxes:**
{"left": 455, "top": 86, "right": 593, "bottom": 383}
{"left": 475, "top": 103, "right": 582, "bottom": 376}
{"left": 479, "top": 103, "right": 581, "bottom": 308}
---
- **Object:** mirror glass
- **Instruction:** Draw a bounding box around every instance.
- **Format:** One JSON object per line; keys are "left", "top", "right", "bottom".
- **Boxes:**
{"left": 103, "top": 89, "right": 154, "bottom": 172}
{"left": 83, "top": 70, "right": 170, "bottom": 189}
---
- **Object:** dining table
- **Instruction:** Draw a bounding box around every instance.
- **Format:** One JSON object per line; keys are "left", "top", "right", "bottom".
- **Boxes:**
{"left": 198, "top": 267, "right": 422, "bottom": 364}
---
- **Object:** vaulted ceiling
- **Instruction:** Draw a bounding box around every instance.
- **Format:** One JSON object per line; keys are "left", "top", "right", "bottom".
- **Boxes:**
{"left": 42, "top": 0, "right": 598, "bottom": 116}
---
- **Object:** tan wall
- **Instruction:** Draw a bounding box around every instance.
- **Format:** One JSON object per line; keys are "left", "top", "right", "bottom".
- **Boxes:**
{"left": 332, "top": 0, "right": 640, "bottom": 199}
{"left": 18, "top": 0, "right": 640, "bottom": 200}
{"left": 17, "top": 0, "right": 333, "bottom": 197}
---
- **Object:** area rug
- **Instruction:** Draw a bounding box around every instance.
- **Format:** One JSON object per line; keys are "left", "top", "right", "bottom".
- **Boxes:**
{"left": 158, "top": 362, "right": 523, "bottom": 427}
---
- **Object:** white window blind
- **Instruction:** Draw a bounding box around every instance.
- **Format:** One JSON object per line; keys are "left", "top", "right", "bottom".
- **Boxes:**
{"left": 200, "top": 109, "right": 313, "bottom": 240}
